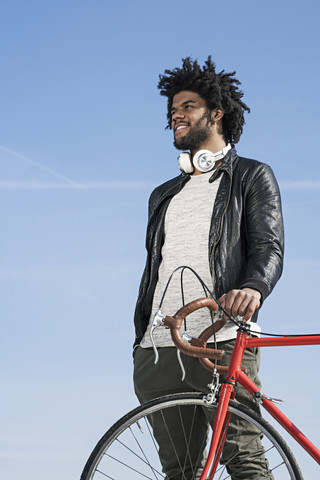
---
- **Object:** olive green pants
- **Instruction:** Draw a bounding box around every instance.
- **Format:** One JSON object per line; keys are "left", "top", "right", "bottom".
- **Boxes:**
{"left": 134, "top": 340, "right": 274, "bottom": 480}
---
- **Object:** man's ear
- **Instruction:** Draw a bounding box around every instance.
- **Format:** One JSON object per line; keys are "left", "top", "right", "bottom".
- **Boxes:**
{"left": 211, "top": 108, "right": 224, "bottom": 122}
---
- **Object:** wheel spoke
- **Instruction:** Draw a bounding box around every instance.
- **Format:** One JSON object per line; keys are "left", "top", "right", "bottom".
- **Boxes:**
{"left": 104, "top": 453, "right": 161, "bottom": 479}
{"left": 160, "top": 408, "right": 188, "bottom": 480}
{"left": 128, "top": 425, "right": 164, "bottom": 479}
{"left": 112, "top": 437, "right": 163, "bottom": 478}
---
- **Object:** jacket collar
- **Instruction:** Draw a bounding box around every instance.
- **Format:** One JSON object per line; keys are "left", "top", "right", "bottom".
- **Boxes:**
{"left": 209, "top": 148, "right": 238, "bottom": 183}
{"left": 152, "top": 173, "right": 190, "bottom": 214}
{"left": 158, "top": 147, "right": 238, "bottom": 201}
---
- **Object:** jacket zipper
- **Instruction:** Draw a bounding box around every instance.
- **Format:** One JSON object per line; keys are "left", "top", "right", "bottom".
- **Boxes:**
{"left": 209, "top": 169, "right": 232, "bottom": 290}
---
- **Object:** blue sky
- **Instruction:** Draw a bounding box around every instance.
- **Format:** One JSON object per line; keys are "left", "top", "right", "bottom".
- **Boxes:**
{"left": 1, "top": 0, "right": 320, "bottom": 478}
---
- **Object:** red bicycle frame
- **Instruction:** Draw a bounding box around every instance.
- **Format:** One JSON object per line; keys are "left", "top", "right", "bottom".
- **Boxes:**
{"left": 200, "top": 330, "right": 320, "bottom": 479}
{"left": 162, "top": 298, "right": 320, "bottom": 478}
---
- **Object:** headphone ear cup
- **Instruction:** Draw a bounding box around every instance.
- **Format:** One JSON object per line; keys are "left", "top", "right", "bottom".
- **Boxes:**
{"left": 178, "top": 152, "right": 194, "bottom": 173}
{"left": 193, "top": 150, "right": 216, "bottom": 173}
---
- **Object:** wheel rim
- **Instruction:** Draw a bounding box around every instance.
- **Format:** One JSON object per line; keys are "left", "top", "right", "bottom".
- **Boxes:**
{"left": 81, "top": 394, "right": 300, "bottom": 480}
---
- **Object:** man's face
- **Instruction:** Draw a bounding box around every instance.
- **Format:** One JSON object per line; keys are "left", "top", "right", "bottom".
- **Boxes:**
{"left": 171, "top": 91, "right": 214, "bottom": 151}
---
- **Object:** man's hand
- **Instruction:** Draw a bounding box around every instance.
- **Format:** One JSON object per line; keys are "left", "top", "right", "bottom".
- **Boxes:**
{"left": 218, "top": 288, "right": 261, "bottom": 322}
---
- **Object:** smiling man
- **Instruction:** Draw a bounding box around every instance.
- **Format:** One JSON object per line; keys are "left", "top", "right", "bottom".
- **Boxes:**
{"left": 133, "top": 57, "right": 284, "bottom": 479}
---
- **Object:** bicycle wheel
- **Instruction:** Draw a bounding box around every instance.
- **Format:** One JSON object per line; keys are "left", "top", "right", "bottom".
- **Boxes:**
{"left": 80, "top": 393, "right": 303, "bottom": 480}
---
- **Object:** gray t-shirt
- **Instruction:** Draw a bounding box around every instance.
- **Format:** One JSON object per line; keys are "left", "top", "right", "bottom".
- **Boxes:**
{"left": 141, "top": 171, "right": 257, "bottom": 348}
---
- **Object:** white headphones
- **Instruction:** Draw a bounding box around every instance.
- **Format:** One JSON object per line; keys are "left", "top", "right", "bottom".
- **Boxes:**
{"left": 178, "top": 144, "right": 232, "bottom": 173}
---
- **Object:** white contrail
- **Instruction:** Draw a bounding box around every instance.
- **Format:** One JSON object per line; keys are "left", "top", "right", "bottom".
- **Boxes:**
{"left": 0, "top": 144, "right": 85, "bottom": 189}
{"left": 0, "top": 180, "right": 155, "bottom": 190}
{"left": 279, "top": 180, "right": 320, "bottom": 189}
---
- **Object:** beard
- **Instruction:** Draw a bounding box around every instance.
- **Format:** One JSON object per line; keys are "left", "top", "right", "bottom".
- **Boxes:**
{"left": 174, "top": 111, "right": 213, "bottom": 151}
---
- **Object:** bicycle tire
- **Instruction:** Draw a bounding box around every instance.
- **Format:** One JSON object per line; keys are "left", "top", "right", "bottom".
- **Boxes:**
{"left": 80, "top": 392, "right": 303, "bottom": 480}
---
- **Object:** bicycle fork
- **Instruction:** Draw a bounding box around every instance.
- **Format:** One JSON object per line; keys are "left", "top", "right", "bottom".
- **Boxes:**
{"left": 200, "top": 332, "right": 247, "bottom": 479}
{"left": 200, "top": 382, "right": 234, "bottom": 480}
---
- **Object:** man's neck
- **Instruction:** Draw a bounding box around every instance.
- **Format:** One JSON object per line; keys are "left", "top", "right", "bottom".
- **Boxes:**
{"left": 191, "top": 140, "right": 228, "bottom": 176}
{"left": 190, "top": 138, "right": 227, "bottom": 159}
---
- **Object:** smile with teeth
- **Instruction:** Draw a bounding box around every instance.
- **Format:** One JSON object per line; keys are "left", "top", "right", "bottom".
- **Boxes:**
{"left": 175, "top": 124, "right": 189, "bottom": 132}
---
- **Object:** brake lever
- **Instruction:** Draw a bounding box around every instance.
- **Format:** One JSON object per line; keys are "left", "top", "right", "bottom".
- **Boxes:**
{"left": 150, "top": 310, "right": 165, "bottom": 364}
{"left": 177, "top": 331, "right": 195, "bottom": 381}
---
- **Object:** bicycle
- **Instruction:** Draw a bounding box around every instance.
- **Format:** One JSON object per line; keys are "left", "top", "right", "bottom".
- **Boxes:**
{"left": 80, "top": 297, "right": 320, "bottom": 479}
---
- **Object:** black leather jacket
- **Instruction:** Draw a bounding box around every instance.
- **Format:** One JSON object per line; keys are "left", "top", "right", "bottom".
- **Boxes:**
{"left": 133, "top": 149, "right": 284, "bottom": 348}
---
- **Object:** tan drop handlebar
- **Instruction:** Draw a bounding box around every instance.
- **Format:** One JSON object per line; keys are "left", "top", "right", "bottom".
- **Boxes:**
{"left": 163, "top": 297, "right": 226, "bottom": 361}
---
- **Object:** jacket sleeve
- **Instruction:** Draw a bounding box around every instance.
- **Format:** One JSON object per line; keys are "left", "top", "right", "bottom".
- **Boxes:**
{"left": 239, "top": 163, "right": 284, "bottom": 304}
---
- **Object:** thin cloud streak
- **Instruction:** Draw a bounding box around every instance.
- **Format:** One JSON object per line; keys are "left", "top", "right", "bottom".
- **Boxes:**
{"left": 279, "top": 180, "right": 320, "bottom": 189}
{"left": 285, "top": 258, "right": 320, "bottom": 267}
{"left": 0, "top": 180, "right": 156, "bottom": 190}
{"left": 1, "top": 178, "right": 320, "bottom": 191}
{"left": 0, "top": 144, "right": 85, "bottom": 189}
{"left": 0, "top": 263, "right": 142, "bottom": 281}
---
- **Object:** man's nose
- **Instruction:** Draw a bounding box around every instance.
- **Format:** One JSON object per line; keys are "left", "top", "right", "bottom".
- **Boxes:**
{"left": 172, "top": 110, "right": 185, "bottom": 121}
